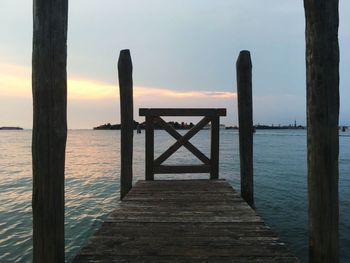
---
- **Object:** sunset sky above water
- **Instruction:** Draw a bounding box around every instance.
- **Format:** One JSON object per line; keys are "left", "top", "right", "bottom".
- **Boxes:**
{"left": 1, "top": 0, "right": 349, "bottom": 129}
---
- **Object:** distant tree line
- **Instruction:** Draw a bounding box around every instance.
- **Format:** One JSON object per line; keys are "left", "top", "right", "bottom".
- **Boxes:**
{"left": 93, "top": 120, "right": 195, "bottom": 130}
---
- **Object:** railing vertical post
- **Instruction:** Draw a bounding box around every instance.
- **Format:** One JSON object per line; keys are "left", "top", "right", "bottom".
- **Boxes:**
{"left": 32, "top": 0, "right": 68, "bottom": 262}
{"left": 118, "top": 49, "right": 133, "bottom": 200}
{"left": 304, "top": 1, "right": 339, "bottom": 262}
{"left": 145, "top": 115, "right": 154, "bottom": 180}
{"left": 236, "top": 50, "right": 254, "bottom": 208}
{"left": 210, "top": 116, "right": 220, "bottom": 179}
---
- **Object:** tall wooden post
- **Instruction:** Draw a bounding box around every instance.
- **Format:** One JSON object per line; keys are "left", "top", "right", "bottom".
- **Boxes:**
{"left": 304, "top": 1, "right": 339, "bottom": 262}
{"left": 118, "top": 49, "right": 133, "bottom": 199}
{"left": 145, "top": 116, "right": 154, "bottom": 181}
{"left": 210, "top": 116, "right": 219, "bottom": 180}
{"left": 236, "top": 50, "right": 254, "bottom": 208}
{"left": 32, "top": 0, "right": 68, "bottom": 262}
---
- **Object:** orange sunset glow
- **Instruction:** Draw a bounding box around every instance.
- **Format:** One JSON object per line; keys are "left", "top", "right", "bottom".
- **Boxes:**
{"left": 0, "top": 63, "right": 236, "bottom": 100}
{"left": 0, "top": 63, "right": 237, "bottom": 128}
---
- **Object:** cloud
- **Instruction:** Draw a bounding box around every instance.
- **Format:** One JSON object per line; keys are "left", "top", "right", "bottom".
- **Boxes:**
{"left": 134, "top": 86, "right": 235, "bottom": 99}
{"left": 0, "top": 63, "right": 237, "bottom": 128}
{"left": 0, "top": 62, "right": 312, "bottom": 128}
{"left": 68, "top": 78, "right": 117, "bottom": 100}
{"left": 0, "top": 63, "right": 31, "bottom": 97}
{"left": 0, "top": 63, "right": 236, "bottom": 101}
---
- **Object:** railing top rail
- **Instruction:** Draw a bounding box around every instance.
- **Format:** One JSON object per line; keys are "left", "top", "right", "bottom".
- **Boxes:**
{"left": 139, "top": 108, "right": 227, "bottom": 117}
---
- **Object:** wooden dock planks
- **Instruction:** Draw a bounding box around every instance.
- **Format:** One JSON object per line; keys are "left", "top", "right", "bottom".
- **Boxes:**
{"left": 73, "top": 180, "right": 298, "bottom": 262}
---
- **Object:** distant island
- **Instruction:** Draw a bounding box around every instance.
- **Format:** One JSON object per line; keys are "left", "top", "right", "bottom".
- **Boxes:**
{"left": 93, "top": 121, "right": 196, "bottom": 130}
{"left": 226, "top": 125, "right": 348, "bottom": 131}
{"left": 0, "top": 126, "right": 23, "bottom": 130}
{"left": 94, "top": 122, "right": 349, "bottom": 131}
{"left": 226, "top": 124, "right": 305, "bottom": 130}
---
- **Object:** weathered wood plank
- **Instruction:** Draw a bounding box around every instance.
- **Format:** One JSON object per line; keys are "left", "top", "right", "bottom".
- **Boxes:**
{"left": 74, "top": 255, "right": 298, "bottom": 263}
{"left": 154, "top": 164, "right": 211, "bottom": 174}
{"left": 79, "top": 238, "right": 289, "bottom": 256}
{"left": 76, "top": 256, "right": 298, "bottom": 263}
{"left": 118, "top": 49, "right": 133, "bottom": 199}
{"left": 134, "top": 179, "right": 227, "bottom": 184}
{"left": 73, "top": 180, "right": 298, "bottom": 262}
{"left": 32, "top": 1, "right": 68, "bottom": 262}
{"left": 304, "top": 1, "right": 340, "bottom": 262}
{"left": 236, "top": 50, "right": 254, "bottom": 208}
{"left": 92, "top": 222, "right": 275, "bottom": 237}
{"left": 139, "top": 108, "right": 227, "bottom": 116}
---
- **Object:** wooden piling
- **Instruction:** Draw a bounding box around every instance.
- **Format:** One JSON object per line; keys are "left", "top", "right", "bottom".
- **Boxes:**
{"left": 118, "top": 50, "right": 134, "bottom": 199}
{"left": 236, "top": 51, "right": 254, "bottom": 208}
{"left": 145, "top": 116, "right": 154, "bottom": 181}
{"left": 304, "top": 1, "right": 339, "bottom": 262}
{"left": 32, "top": 0, "right": 68, "bottom": 262}
{"left": 210, "top": 116, "right": 220, "bottom": 179}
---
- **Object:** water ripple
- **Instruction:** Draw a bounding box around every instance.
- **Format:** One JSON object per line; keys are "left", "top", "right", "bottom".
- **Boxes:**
{"left": 0, "top": 130, "right": 349, "bottom": 262}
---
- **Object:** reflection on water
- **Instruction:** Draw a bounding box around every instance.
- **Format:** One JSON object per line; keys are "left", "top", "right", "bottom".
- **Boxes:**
{"left": 0, "top": 129, "right": 349, "bottom": 262}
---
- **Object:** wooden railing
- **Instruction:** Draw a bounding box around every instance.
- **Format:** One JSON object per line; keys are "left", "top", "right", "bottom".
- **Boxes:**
{"left": 139, "top": 108, "right": 226, "bottom": 180}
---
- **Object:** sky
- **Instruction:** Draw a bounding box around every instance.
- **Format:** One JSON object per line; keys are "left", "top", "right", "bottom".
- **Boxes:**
{"left": 0, "top": 0, "right": 349, "bottom": 129}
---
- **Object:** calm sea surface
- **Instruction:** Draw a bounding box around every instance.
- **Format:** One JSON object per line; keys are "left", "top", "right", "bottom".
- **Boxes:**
{"left": 0, "top": 129, "right": 349, "bottom": 262}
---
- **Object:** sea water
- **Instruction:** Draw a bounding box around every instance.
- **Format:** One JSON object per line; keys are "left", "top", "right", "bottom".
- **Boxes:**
{"left": 0, "top": 129, "right": 349, "bottom": 262}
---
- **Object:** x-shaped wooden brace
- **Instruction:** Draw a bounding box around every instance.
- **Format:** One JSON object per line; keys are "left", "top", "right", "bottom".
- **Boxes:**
{"left": 153, "top": 116, "right": 211, "bottom": 166}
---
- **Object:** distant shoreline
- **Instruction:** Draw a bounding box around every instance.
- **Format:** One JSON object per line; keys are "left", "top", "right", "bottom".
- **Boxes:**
{"left": 93, "top": 121, "right": 308, "bottom": 131}
{"left": 93, "top": 121, "right": 197, "bottom": 130}
{"left": 94, "top": 123, "right": 349, "bottom": 131}
{"left": 226, "top": 125, "right": 306, "bottom": 130}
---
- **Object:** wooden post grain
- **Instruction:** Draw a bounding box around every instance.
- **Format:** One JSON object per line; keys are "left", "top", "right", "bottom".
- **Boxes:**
{"left": 32, "top": 0, "right": 68, "bottom": 262}
{"left": 118, "top": 50, "right": 133, "bottom": 199}
{"left": 304, "top": 1, "right": 339, "bottom": 262}
{"left": 236, "top": 50, "right": 254, "bottom": 208}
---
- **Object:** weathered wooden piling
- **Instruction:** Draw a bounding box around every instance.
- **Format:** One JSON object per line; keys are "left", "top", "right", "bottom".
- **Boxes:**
{"left": 32, "top": 0, "right": 68, "bottom": 262}
{"left": 236, "top": 51, "right": 254, "bottom": 208}
{"left": 304, "top": 1, "right": 339, "bottom": 262}
{"left": 118, "top": 50, "right": 134, "bottom": 199}
{"left": 145, "top": 115, "right": 154, "bottom": 181}
{"left": 210, "top": 116, "right": 220, "bottom": 179}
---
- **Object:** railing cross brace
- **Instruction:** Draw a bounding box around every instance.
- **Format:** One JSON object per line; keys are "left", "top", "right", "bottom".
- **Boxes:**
{"left": 154, "top": 116, "right": 211, "bottom": 166}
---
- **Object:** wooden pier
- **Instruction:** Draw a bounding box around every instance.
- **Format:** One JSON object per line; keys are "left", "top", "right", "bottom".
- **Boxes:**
{"left": 73, "top": 179, "right": 298, "bottom": 262}
{"left": 73, "top": 106, "right": 298, "bottom": 262}
{"left": 31, "top": 2, "right": 341, "bottom": 260}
